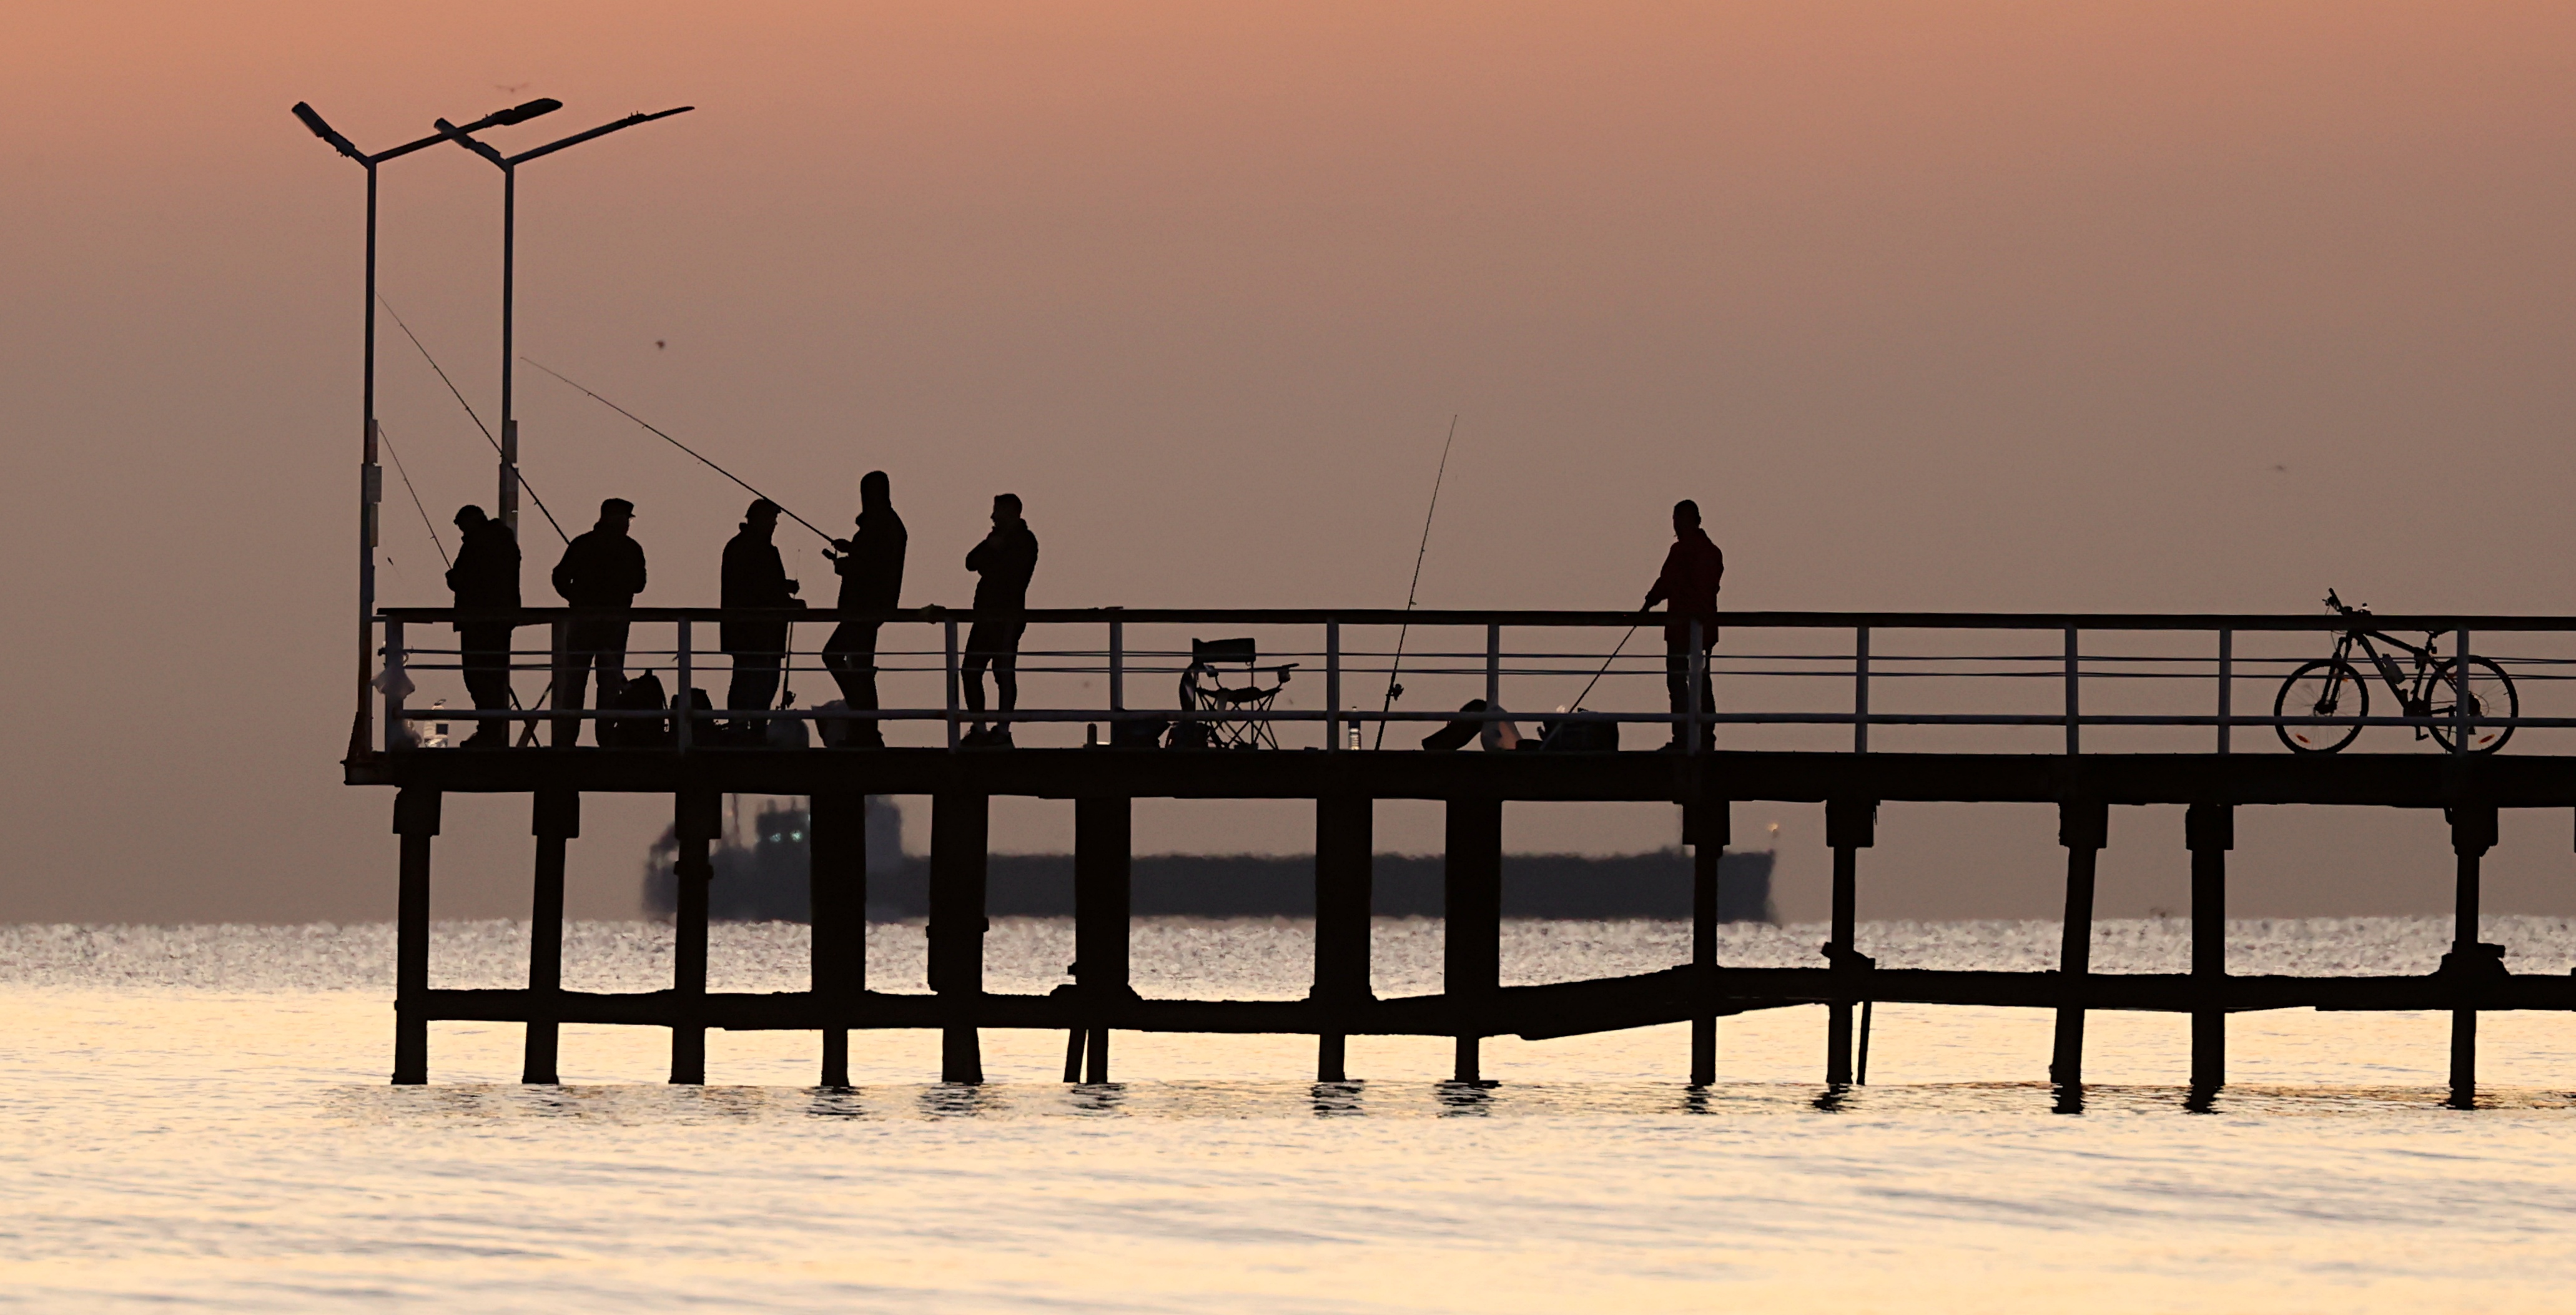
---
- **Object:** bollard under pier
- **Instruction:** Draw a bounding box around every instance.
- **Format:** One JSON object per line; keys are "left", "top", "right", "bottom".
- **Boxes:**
{"left": 2186, "top": 802, "right": 2232, "bottom": 1090}
{"left": 2048, "top": 800, "right": 2109, "bottom": 1086}
{"left": 1446, "top": 797, "right": 1503, "bottom": 1084}
{"left": 521, "top": 789, "right": 578, "bottom": 1085}
{"left": 1822, "top": 799, "right": 1875, "bottom": 1085}
{"left": 809, "top": 791, "right": 867, "bottom": 1088}
{"left": 391, "top": 787, "right": 440, "bottom": 1085}
{"left": 669, "top": 788, "right": 719, "bottom": 1085}
{"left": 1685, "top": 795, "right": 1729, "bottom": 1087}
{"left": 1074, "top": 797, "right": 1132, "bottom": 1083}
{"left": 2447, "top": 804, "right": 2499, "bottom": 1106}
{"left": 1313, "top": 795, "right": 1374, "bottom": 1081}
{"left": 930, "top": 792, "right": 989, "bottom": 1083}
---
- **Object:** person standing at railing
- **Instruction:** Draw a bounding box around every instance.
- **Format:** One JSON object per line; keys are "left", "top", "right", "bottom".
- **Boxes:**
{"left": 550, "top": 498, "right": 648, "bottom": 747}
{"left": 445, "top": 505, "right": 520, "bottom": 750}
{"left": 822, "top": 470, "right": 907, "bottom": 749}
{"left": 720, "top": 499, "right": 804, "bottom": 741}
{"left": 961, "top": 492, "right": 1039, "bottom": 747}
{"left": 1642, "top": 498, "right": 1724, "bottom": 752}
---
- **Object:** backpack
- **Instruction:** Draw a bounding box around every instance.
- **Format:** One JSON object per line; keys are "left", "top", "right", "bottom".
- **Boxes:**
{"left": 600, "top": 672, "right": 669, "bottom": 747}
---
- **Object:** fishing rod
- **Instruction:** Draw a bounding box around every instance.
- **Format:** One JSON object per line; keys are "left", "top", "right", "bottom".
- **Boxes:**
{"left": 1373, "top": 415, "right": 1458, "bottom": 750}
{"left": 376, "top": 426, "right": 450, "bottom": 568}
{"left": 521, "top": 357, "right": 834, "bottom": 543}
{"left": 1538, "top": 619, "right": 1642, "bottom": 748}
{"left": 377, "top": 294, "right": 571, "bottom": 543}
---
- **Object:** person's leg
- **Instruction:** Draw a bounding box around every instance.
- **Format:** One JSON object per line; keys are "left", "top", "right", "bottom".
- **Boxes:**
{"left": 960, "top": 649, "right": 992, "bottom": 735}
{"left": 460, "top": 625, "right": 511, "bottom": 746}
{"left": 994, "top": 624, "right": 1023, "bottom": 719}
{"left": 1695, "top": 643, "right": 1717, "bottom": 749}
{"left": 556, "top": 621, "right": 596, "bottom": 747}
{"left": 1664, "top": 637, "right": 1690, "bottom": 746}
{"left": 851, "top": 623, "right": 883, "bottom": 745}
{"left": 733, "top": 653, "right": 782, "bottom": 736}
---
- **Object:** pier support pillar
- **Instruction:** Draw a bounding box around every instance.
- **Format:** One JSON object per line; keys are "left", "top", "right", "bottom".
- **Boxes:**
{"left": 930, "top": 792, "right": 989, "bottom": 1084}
{"left": 1074, "top": 797, "right": 1132, "bottom": 1083}
{"left": 669, "top": 788, "right": 719, "bottom": 1085}
{"left": 2447, "top": 804, "right": 2499, "bottom": 1105}
{"left": 809, "top": 791, "right": 868, "bottom": 1088}
{"left": 521, "top": 790, "right": 578, "bottom": 1085}
{"left": 391, "top": 787, "right": 440, "bottom": 1086}
{"left": 2186, "top": 803, "right": 2233, "bottom": 1090}
{"left": 1685, "top": 795, "right": 1730, "bottom": 1087}
{"left": 1313, "top": 795, "right": 1374, "bottom": 1081}
{"left": 2049, "top": 800, "right": 2110, "bottom": 1086}
{"left": 1823, "top": 799, "right": 1876, "bottom": 1085}
{"left": 1446, "top": 797, "right": 1503, "bottom": 1083}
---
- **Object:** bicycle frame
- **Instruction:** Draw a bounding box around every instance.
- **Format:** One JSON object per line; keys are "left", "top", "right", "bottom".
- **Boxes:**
{"left": 2329, "top": 626, "right": 2444, "bottom": 734}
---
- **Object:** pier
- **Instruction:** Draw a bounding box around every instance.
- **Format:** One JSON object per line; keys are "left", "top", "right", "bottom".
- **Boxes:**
{"left": 348, "top": 605, "right": 2575, "bottom": 1102}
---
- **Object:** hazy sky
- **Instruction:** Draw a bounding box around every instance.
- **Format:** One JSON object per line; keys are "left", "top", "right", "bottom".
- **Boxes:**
{"left": 4, "top": 2, "right": 2574, "bottom": 923}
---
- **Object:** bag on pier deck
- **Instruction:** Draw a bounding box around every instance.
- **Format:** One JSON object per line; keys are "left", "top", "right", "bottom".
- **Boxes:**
{"left": 598, "top": 672, "right": 669, "bottom": 748}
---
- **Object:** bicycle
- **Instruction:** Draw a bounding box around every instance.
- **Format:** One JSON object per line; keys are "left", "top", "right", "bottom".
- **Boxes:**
{"left": 2273, "top": 589, "right": 2517, "bottom": 754}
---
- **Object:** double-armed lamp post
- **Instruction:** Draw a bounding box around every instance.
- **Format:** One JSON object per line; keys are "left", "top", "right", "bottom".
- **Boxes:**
{"left": 291, "top": 96, "right": 565, "bottom": 759}
{"left": 432, "top": 106, "right": 694, "bottom": 538}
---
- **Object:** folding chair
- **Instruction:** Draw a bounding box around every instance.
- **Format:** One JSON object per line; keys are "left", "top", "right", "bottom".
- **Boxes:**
{"left": 1170, "top": 638, "right": 1296, "bottom": 749}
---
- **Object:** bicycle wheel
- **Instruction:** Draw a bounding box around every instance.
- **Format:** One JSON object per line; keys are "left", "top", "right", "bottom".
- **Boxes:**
{"left": 2428, "top": 656, "right": 2517, "bottom": 754}
{"left": 2275, "top": 659, "right": 2368, "bottom": 753}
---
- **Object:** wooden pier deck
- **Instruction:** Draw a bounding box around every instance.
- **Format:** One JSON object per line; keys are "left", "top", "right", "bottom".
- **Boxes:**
{"left": 349, "top": 606, "right": 2576, "bottom": 1099}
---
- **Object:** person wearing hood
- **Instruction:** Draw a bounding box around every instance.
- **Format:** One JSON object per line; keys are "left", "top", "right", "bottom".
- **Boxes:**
{"left": 445, "top": 505, "right": 520, "bottom": 749}
{"left": 821, "top": 470, "right": 906, "bottom": 748}
{"left": 961, "top": 492, "right": 1038, "bottom": 746}
{"left": 1643, "top": 498, "right": 1724, "bottom": 752}
{"left": 720, "top": 498, "right": 804, "bottom": 739}
{"left": 550, "top": 498, "right": 648, "bottom": 746}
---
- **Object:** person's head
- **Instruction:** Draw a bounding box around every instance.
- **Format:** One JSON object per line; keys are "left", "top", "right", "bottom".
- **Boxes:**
{"left": 600, "top": 498, "right": 635, "bottom": 532}
{"left": 744, "top": 498, "right": 780, "bottom": 533}
{"left": 859, "top": 470, "right": 891, "bottom": 513}
{"left": 992, "top": 492, "right": 1023, "bottom": 527}
{"left": 453, "top": 505, "right": 489, "bottom": 530}
{"left": 1672, "top": 499, "right": 1701, "bottom": 536}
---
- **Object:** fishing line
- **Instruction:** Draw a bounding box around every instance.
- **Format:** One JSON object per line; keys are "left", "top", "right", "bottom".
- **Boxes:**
{"left": 375, "top": 293, "right": 571, "bottom": 543}
{"left": 1539, "top": 622, "right": 1641, "bottom": 748}
{"left": 1373, "top": 415, "right": 1458, "bottom": 750}
{"left": 376, "top": 425, "right": 451, "bottom": 568}
{"left": 520, "top": 357, "right": 833, "bottom": 543}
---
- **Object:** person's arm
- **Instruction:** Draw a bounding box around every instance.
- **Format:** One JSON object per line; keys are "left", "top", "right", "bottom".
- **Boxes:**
{"left": 965, "top": 533, "right": 991, "bottom": 573}
{"left": 551, "top": 541, "right": 579, "bottom": 603}
{"left": 629, "top": 539, "right": 647, "bottom": 599}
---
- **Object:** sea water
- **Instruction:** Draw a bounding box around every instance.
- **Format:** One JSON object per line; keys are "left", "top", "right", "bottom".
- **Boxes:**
{"left": 5, "top": 917, "right": 2575, "bottom": 1311}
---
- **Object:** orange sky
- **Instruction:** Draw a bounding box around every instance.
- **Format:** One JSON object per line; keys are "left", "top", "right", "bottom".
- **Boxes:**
{"left": 3, "top": 2, "right": 2573, "bottom": 922}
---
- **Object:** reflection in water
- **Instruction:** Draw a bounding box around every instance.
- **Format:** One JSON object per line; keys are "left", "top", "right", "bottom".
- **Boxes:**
{"left": 1310, "top": 1080, "right": 1364, "bottom": 1118}
{"left": 1068, "top": 1083, "right": 1128, "bottom": 1116}
{"left": 1435, "top": 1081, "right": 1498, "bottom": 1116}
{"left": 1811, "top": 1083, "right": 1853, "bottom": 1113}
{"left": 2183, "top": 1083, "right": 2221, "bottom": 1115}
{"left": 2052, "top": 1082, "right": 2086, "bottom": 1115}
{"left": 919, "top": 1083, "right": 999, "bottom": 1118}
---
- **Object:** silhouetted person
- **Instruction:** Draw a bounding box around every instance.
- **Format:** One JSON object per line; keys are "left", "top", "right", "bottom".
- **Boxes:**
{"left": 721, "top": 498, "right": 803, "bottom": 738}
{"left": 822, "top": 471, "right": 906, "bottom": 747}
{"left": 961, "top": 492, "right": 1039, "bottom": 746}
{"left": 551, "top": 498, "right": 648, "bottom": 747}
{"left": 445, "top": 505, "right": 520, "bottom": 749}
{"left": 1643, "top": 498, "right": 1724, "bottom": 751}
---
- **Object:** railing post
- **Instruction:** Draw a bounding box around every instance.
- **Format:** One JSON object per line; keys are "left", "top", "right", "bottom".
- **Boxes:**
{"left": 1486, "top": 624, "right": 1502, "bottom": 721}
{"left": 548, "top": 619, "right": 571, "bottom": 749}
{"left": 1853, "top": 625, "right": 1870, "bottom": 754}
{"left": 2453, "top": 628, "right": 2472, "bottom": 753}
{"left": 381, "top": 618, "right": 410, "bottom": 752}
{"left": 1326, "top": 621, "right": 1341, "bottom": 752}
{"left": 2063, "top": 626, "right": 2080, "bottom": 756}
{"left": 2216, "top": 629, "right": 2233, "bottom": 756}
{"left": 674, "top": 618, "right": 693, "bottom": 752}
{"left": 942, "top": 619, "right": 962, "bottom": 750}
{"left": 1108, "top": 618, "right": 1125, "bottom": 721}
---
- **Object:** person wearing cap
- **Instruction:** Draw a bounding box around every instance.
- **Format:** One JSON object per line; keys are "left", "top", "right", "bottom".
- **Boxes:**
{"left": 550, "top": 498, "right": 648, "bottom": 747}
{"left": 961, "top": 492, "right": 1039, "bottom": 746}
{"left": 720, "top": 498, "right": 803, "bottom": 739}
{"left": 445, "top": 505, "right": 520, "bottom": 749}
{"left": 822, "top": 470, "right": 907, "bottom": 748}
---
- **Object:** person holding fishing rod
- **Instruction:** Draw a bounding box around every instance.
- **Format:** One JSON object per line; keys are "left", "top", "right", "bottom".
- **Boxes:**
{"left": 550, "top": 498, "right": 649, "bottom": 747}
{"left": 446, "top": 506, "right": 520, "bottom": 749}
{"left": 961, "top": 493, "right": 1039, "bottom": 747}
{"left": 1643, "top": 498, "right": 1724, "bottom": 752}
{"left": 821, "top": 471, "right": 907, "bottom": 749}
{"left": 720, "top": 498, "right": 804, "bottom": 742}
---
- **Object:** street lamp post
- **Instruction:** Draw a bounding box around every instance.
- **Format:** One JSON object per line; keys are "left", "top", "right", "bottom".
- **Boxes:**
{"left": 433, "top": 106, "right": 694, "bottom": 538}
{"left": 292, "top": 96, "right": 563, "bottom": 759}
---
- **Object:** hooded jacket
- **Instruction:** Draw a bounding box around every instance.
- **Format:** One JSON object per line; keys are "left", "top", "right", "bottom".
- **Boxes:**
{"left": 1646, "top": 526, "right": 1724, "bottom": 644}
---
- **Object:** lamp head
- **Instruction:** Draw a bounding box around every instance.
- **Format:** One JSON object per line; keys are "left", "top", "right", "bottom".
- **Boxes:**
{"left": 487, "top": 97, "right": 563, "bottom": 126}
